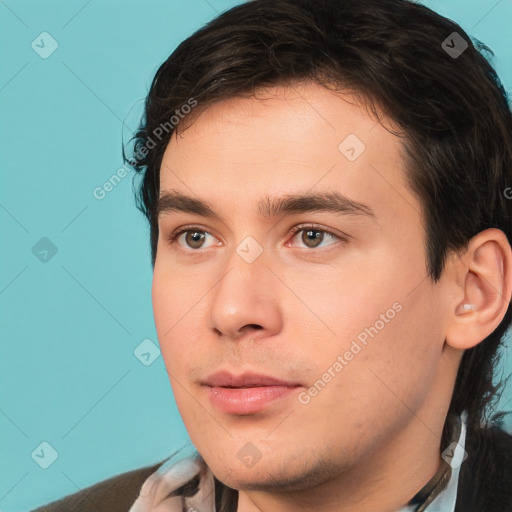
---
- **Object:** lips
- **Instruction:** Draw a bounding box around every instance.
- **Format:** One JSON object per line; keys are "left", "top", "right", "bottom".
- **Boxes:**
{"left": 203, "top": 371, "right": 297, "bottom": 388}
{"left": 202, "top": 371, "right": 301, "bottom": 415}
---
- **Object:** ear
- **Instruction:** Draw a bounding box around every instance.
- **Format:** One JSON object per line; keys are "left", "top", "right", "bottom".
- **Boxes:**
{"left": 445, "top": 228, "right": 512, "bottom": 350}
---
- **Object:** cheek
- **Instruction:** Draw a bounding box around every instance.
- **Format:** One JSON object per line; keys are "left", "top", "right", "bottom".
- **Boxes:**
{"left": 312, "top": 267, "right": 443, "bottom": 411}
{"left": 151, "top": 263, "right": 201, "bottom": 336}
{"left": 151, "top": 271, "right": 193, "bottom": 371}
{"left": 288, "top": 266, "right": 402, "bottom": 357}
{"left": 357, "top": 292, "right": 445, "bottom": 412}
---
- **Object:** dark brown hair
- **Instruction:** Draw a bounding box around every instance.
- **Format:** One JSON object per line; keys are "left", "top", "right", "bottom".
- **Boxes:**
{"left": 124, "top": 0, "right": 512, "bottom": 506}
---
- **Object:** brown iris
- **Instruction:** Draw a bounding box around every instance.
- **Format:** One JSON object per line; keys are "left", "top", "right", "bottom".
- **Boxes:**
{"left": 302, "top": 229, "right": 324, "bottom": 248}
{"left": 185, "top": 231, "right": 206, "bottom": 249}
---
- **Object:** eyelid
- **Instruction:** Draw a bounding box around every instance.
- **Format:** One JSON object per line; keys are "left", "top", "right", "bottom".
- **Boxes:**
{"left": 167, "top": 224, "right": 210, "bottom": 240}
{"left": 285, "top": 223, "right": 347, "bottom": 249}
{"left": 166, "top": 223, "right": 348, "bottom": 251}
{"left": 167, "top": 224, "right": 221, "bottom": 247}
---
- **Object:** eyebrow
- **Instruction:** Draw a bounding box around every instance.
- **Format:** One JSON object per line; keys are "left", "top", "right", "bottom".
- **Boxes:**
{"left": 157, "top": 189, "right": 376, "bottom": 221}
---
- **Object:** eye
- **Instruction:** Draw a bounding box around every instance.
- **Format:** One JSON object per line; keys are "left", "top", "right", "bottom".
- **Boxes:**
{"left": 167, "top": 227, "right": 220, "bottom": 251}
{"left": 166, "top": 224, "right": 345, "bottom": 252}
{"left": 287, "top": 224, "right": 344, "bottom": 250}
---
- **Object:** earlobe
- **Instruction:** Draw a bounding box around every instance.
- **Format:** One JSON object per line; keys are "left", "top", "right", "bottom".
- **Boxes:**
{"left": 445, "top": 228, "right": 512, "bottom": 351}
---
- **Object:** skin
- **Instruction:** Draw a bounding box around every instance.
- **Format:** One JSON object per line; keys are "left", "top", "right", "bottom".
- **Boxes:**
{"left": 152, "top": 82, "right": 512, "bottom": 512}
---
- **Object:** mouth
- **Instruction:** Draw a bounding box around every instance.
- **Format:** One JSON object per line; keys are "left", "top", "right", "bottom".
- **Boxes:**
{"left": 202, "top": 371, "right": 301, "bottom": 415}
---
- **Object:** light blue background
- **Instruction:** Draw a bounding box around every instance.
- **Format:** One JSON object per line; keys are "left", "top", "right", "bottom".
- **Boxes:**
{"left": 1, "top": 1, "right": 511, "bottom": 510}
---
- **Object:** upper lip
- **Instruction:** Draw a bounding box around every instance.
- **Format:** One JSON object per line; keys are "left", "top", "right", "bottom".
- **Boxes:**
{"left": 203, "top": 371, "right": 299, "bottom": 388}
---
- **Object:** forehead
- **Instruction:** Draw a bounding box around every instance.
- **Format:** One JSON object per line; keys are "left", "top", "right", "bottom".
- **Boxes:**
{"left": 159, "top": 82, "right": 419, "bottom": 225}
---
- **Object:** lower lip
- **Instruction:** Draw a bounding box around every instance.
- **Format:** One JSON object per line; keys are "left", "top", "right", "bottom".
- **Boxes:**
{"left": 206, "top": 385, "right": 299, "bottom": 415}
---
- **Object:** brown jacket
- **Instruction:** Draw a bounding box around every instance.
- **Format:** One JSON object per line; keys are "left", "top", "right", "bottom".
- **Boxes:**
{"left": 31, "top": 458, "right": 166, "bottom": 512}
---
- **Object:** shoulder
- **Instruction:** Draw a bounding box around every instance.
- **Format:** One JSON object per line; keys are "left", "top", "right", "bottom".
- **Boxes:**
{"left": 456, "top": 425, "right": 512, "bottom": 512}
{"left": 31, "top": 458, "right": 167, "bottom": 512}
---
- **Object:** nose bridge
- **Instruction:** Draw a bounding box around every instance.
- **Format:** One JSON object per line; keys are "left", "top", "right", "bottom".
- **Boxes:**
{"left": 208, "top": 234, "right": 283, "bottom": 339}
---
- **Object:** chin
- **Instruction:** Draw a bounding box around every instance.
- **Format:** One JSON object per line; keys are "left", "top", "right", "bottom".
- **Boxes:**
{"left": 208, "top": 453, "right": 342, "bottom": 493}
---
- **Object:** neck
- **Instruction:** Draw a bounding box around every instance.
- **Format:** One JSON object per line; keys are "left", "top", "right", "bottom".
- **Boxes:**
{"left": 236, "top": 413, "right": 446, "bottom": 512}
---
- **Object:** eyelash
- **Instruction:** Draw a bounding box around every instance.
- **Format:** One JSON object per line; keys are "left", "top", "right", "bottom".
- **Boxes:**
{"left": 166, "top": 224, "right": 346, "bottom": 252}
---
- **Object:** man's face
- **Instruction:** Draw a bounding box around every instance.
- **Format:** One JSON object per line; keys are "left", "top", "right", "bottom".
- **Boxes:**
{"left": 152, "top": 83, "right": 455, "bottom": 491}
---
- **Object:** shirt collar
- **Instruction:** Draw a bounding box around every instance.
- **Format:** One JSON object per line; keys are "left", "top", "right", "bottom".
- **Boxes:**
{"left": 399, "top": 410, "right": 468, "bottom": 512}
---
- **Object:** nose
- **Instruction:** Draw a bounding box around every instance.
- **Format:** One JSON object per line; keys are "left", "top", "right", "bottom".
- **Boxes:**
{"left": 208, "top": 244, "right": 283, "bottom": 342}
